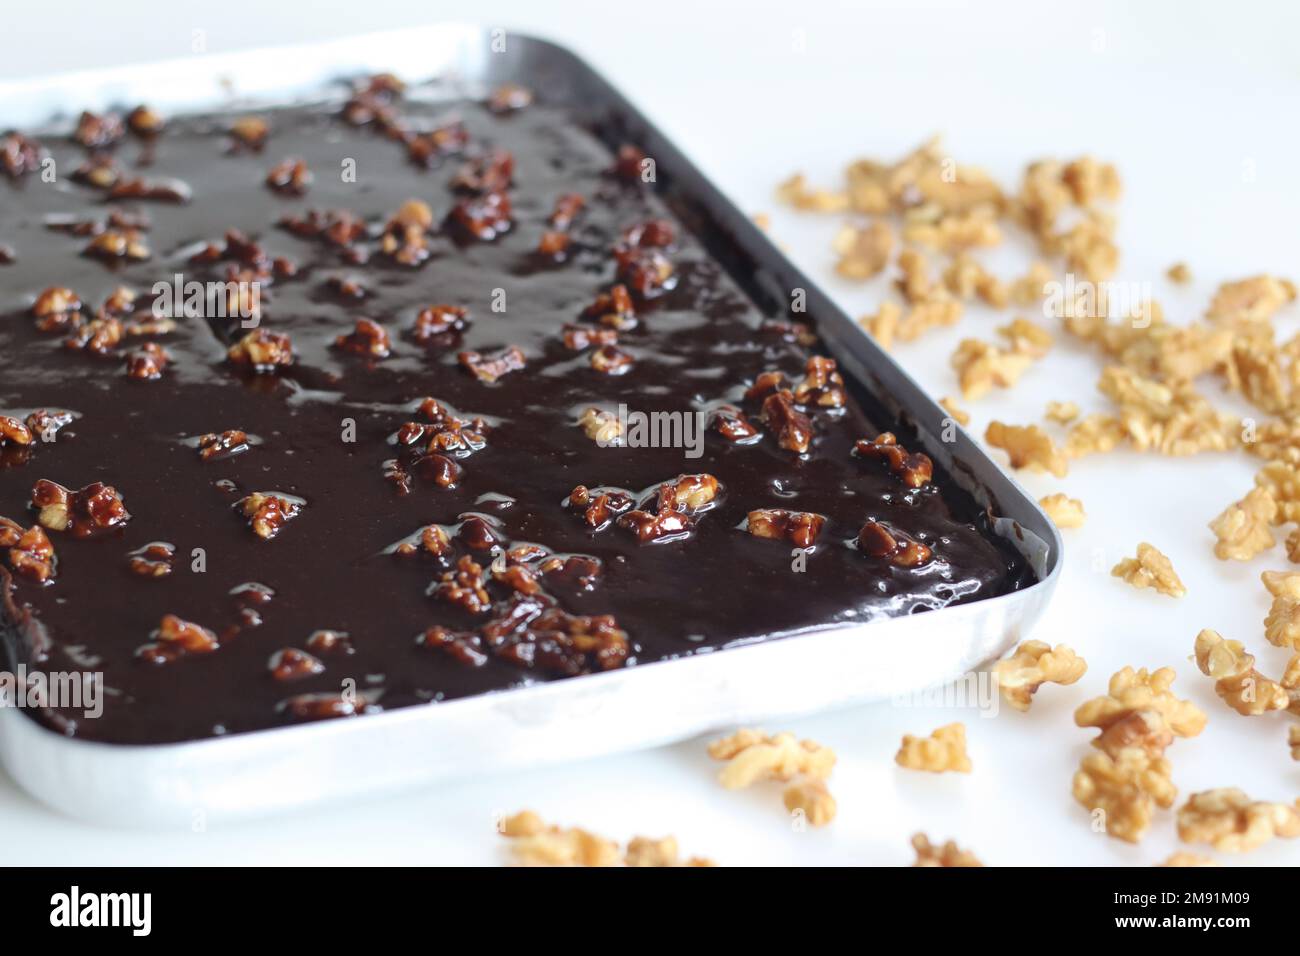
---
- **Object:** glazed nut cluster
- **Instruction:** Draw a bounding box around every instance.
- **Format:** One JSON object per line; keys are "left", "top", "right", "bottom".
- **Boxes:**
{"left": 708, "top": 729, "right": 838, "bottom": 827}
{"left": 1071, "top": 666, "right": 1206, "bottom": 843}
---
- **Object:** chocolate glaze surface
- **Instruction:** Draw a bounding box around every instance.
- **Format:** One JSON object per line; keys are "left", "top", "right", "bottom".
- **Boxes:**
{"left": 0, "top": 84, "right": 1033, "bottom": 743}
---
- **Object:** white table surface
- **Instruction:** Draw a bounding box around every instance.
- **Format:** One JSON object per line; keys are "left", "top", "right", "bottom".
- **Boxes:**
{"left": 3, "top": 0, "right": 1299, "bottom": 865}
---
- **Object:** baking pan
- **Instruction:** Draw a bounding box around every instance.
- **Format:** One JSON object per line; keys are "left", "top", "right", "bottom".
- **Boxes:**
{"left": 0, "top": 23, "right": 1061, "bottom": 827}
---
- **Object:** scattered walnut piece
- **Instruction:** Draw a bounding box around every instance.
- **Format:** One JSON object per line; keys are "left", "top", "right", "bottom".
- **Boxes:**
{"left": 897, "top": 297, "right": 963, "bottom": 342}
{"left": 994, "top": 640, "right": 1087, "bottom": 711}
{"left": 500, "top": 812, "right": 713, "bottom": 867}
{"left": 1193, "top": 629, "right": 1289, "bottom": 716}
{"left": 707, "top": 728, "right": 836, "bottom": 788}
{"left": 1206, "top": 274, "right": 1297, "bottom": 324}
{"left": 943, "top": 252, "right": 1007, "bottom": 307}
{"left": 1044, "top": 400, "right": 1080, "bottom": 425}
{"left": 782, "top": 778, "right": 837, "bottom": 827}
{"left": 746, "top": 509, "right": 825, "bottom": 548}
{"left": 859, "top": 301, "right": 901, "bottom": 350}
{"left": 1073, "top": 747, "right": 1176, "bottom": 844}
{"left": 1177, "top": 788, "right": 1300, "bottom": 853}
{"left": 1039, "top": 493, "right": 1086, "bottom": 529}
{"left": 1158, "top": 852, "right": 1218, "bottom": 867}
{"left": 985, "top": 421, "right": 1068, "bottom": 477}
{"left": 1075, "top": 666, "right": 1207, "bottom": 742}
{"left": 1167, "top": 262, "right": 1192, "bottom": 284}
{"left": 952, "top": 339, "right": 1034, "bottom": 400}
{"left": 1289, "top": 725, "right": 1300, "bottom": 761}
{"left": 833, "top": 220, "right": 893, "bottom": 279}
{"left": 911, "top": 833, "right": 983, "bottom": 867}
{"left": 776, "top": 173, "right": 849, "bottom": 212}
{"left": 1065, "top": 414, "right": 1127, "bottom": 458}
{"left": 895, "top": 723, "right": 971, "bottom": 773}
{"left": 938, "top": 396, "right": 969, "bottom": 426}
{"left": 1111, "top": 543, "right": 1186, "bottom": 598}
{"left": 1209, "top": 485, "right": 1278, "bottom": 562}
{"left": 997, "top": 317, "right": 1053, "bottom": 358}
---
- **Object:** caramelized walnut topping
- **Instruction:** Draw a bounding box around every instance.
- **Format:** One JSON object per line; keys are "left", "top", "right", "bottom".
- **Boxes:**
{"left": 391, "top": 523, "right": 453, "bottom": 558}
{"left": 405, "top": 120, "right": 469, "bottom": 166}
{"left": 994, "top": 641, "right": 1087, "bottom": 711}
{"left": 107, "top": 177, "right": 191, "bottom": 204}
{"left": 536, "top": 230, "right": 570, "bottom": 259}
{"left": 493, "top": 599, "right": 632, "bottom": 674}
{"left": 1, "top": 131, "right": 43, "bottom": 178}
{"left": 1112, "top": 543, "right": 1186, "bottom": 598}
{"left": 857, "top": 520, "right": 932, "bottom": 567}
{"left": 655, "top": 474, "right": 720, "bottom": 513}
{"left": 761, "top": 389, "right": 813, "bottom": 454}
{"left": 793, "top": 356, "right": 847, "bottom": 408}
{"left": 64, "top": 317, "right": 123, "bottom": 355}
{"left": 433, "top": 556, "right": 492, "bottom": 614}
{"left": 577, "top": 407, "right": 623, "bottom": 445}
{"left": 451, "top": 150, "right": 514, "bottom": 194}
{"left": 127, "top": 542, "right": 174, "bottom": 578}
{"left": 566, "top": 485, "right": 635, "bottom": 531}
{"left": 589, "top": 343, "right": 635, "bottom": 375}
{"left": 279, "top": 208, "right": 367, "bottom": 251}
{"left": 711, "top": 404, "right": 760, "bottom": 442}
{"left": 447, "top": 191, "right": 513, "bottom": 241}
{"left": 896, "top": 723, "right": 971, "bottom": 773}
{"left": 228, "top": 115, "right": 269, "bottom": 151}
{"left": 854, "top": 432, "right": 933, "bottom": 488}
{"left": 583, "top": 284, "right": 637, "bottom": 330}
{"left": 340, "top": 72, "right": 404, "bottom": 128}
{"left": 380, "top": 198, "right": 433, "bottom": 265}
{"left": 83, "top": 228, "right": 150, "bottom": 261}
{"left": 32, "top": 286, "right": 81, "bottom": 325}
{"left": 422, "top": 625, "right": 487, "bottom": 667}
{"left": 488, "top": 83, "right": 534, "bottom": 114}
{"left": 0, "top": 416, "right": 33, "bottom": 447}
{"left": 411, "top": 305, "right": 470, "bottom": 343}
{"left": 334, "top": 318, "right": 391, "bottom": 358}
{"left": 196, "top": 430, "right": 252, "bottom": 462}
{"left": 237, "top": 492, "right": 303, "bottom": 540}
{"left": 611, "top": 144, "right": 647, "bottom": 181}
{"left": 72, "top": 153, "right": 119, "bottom": 189}
{"left": 228, "top": 329, "right": 293, "bottom": 371}
{"left": 6, "top": 524, "right": 56, "bottom": 583}
{"left": 305, "top": 630, "right": 354, "bottom": 656}
{"left": 74, "top": 110, "right": 124, "bottom": 150}
{"left": 138, "top": 614, "right": 219, "bottom": 664}
{"left": 280, "top": 692, "right": 380, "bottom": 721}
{"left": 24, "top": 409, "right": 74, "bottom": 444}
{"left": 32, "top": 479, "right": 130, "bottom": 537}
{"left": 265, "top": 157, "right": 311, "bottom": 195}
{"left": 549, "top": 193, "right": 585, "bottom": 230}
{"left": 269, "top": 648, "right": 325, "bottom": 682}
{"left": 126, "top": 104, "right": 164, "bottom": 137}
{"left": 614, "top": 246, "right": 676, "bottom": 299}
{"left": 125, "top": 342, "right": 170, "bottom": 381}
{"left": 746, "top": 509, "right": 825, "bottom": 548}
{"left": 458, "top": 346, "right": 526, "bottom": 383}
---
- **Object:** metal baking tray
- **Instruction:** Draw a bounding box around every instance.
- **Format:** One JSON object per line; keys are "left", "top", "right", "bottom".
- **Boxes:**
{"left": 0, "top": 23, "right": 1061, "bottom": 827}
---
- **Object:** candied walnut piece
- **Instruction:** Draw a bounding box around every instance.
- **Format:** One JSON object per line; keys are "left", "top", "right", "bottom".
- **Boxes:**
{"left": 985, "top": 421, "right": 1068, "bottom": 478}
{"left": 761, "top": 389, "right": 813, "bottom": 454}
{"left": 280, "top": 692, "right": 378, "bottom": 721}
{"left": 895, "top": 723, "right": 971, "bottom": 773}
{"left": 411, "top": 305, "right": 470, "bottom": 343}
{"left": 380, "top": 198, "right": 434, "bottom": 265}
{"left": 2, "top": 131, "right": 43, "bottom": 178}
{"left": 858, "top": 520, "right": 932, "bottom": 567}
{"left": 228, "top": 116, "right": 269, "bottom": 151}
{"left": 617, "top": 507, "right": 692, "bottom": 543}
{"left": 138, "top": 614, "right": 220, "bottom": 664}
{"left": 237, "top": 492, "right": 303, "bottom": 540}
{"left": 448, "top": 191, "right": 513, "bottom": 241}
{"left": 589, "top": 344, "right": 635, "bottom": 375}
{"left": 707, "top": 729, "right": 836, "bottom": 788}
{"left": 7, "top": 525, "right": 56, "bottom": 583}
{"left": 64, "top": 317, "right": 124, "bottom": 355}
{"left": 405, "top": 120, "right": 469, "bottom": 166}
{"left": 488, "top": 83, "right": 534, "bottom": 113}
{"left": 0, "top": 516, "right": 22, "bottom": 547}
{"left": 655, "top": 473, "right": 720, "bottom": 513}
{"left": 549, "top": 193, "right": 585, "bottom": 230}
{"left": 334, "top": 318, "right": 391, "bottom": 358}
{"left": 0, "top": 416, "right": 33, "bottom": 447}
{"left": 458, "top": 346, "right": 526, "bottom": 383}
{"left": 1209, "top": 487, "right": 1276, "bottom": 560}
{"left": 126, "top": 104, "right": 164, "bottom": 137}
{"left": 306, "top": 630, "right": 354, "bottom": 656}
{"left": 833, "top": 220, "right": 894, "bottom": 279}
{"left": 567, "top": 485, "right": 634, "bottom": 531}
{"left": 33, "top": 480, "right": 130, "bottom": 537}
{"left": 1039, "top": 493, "right": 1086, "bottom": 529}
{"left": 31, "top": 286, "right": 82, "bottom": 327}
{"left": 196, "top": 430, "right": 251, "bottom": 462}
{"left": 72, "top": 153, "right": 119, "bottom": 189}
{"left": 855, "top": 431, "right": 933, "bottom": 488}
{"left": 782, "top": 778, "right": 837, "bottom": 827}
{"left": 994, "top": 641, "right": 1087, "bottom": 711}
{"left": 584, "top": 283, "right": 637, "bottom": 330}
{"left": 422, "top": 625, "right": 487, "bottom": 667}
{"left": 128, "top": 542, "right": 174, "bottom": 578}
{"left": 24, "top": 409, "right": 74, "bottom": 445}
{"left": 615, "top": 246, "right": 676, "bottom": 299}
{"left": 792, "top": 356, "right": 846, "bottom": 408}
{"left": 1192, "top": 629, "right": 1289, "bottom": 716}
{"left": 269, "top": 648, "right": 326, "bottom": 682}
{"left": 265, "top": 157, "right": 311, "bottom": 195}
{"left": 911, "top": 833, "right": 983, "bottom": 868}
{"left": 712, "top": 404, "right": 759, "bottom": 442}
{"left": 452, "top": 150, "right": 514, "bottom": 194}
{"left": 125, "top": 342, "right": 170, "bottom": 381}
{"left": 1112, "top": 543, "right": 1186, "bottom": 598}
{"left": 74, "top": 110, "right": 124, "bottom": 149}
{"left": 107, "top": 177, "right": 191, "bottom": 204}
{"left": 577, "top": 407, "right": 623, "bottom": 446}
{"left": 746, "top": 509, "right": 825, "bottom": 549}
{"left": 228, "top": 329, "right": 293, "bottom": 371}
{"left": 433, "top": 556, "right": 492, "bottom": 614}
{"left": 1177, "top": 788, "right": 1300, "bottom": 853}
{"left": 611, "top": 144, "right": 648, "bottom": 182}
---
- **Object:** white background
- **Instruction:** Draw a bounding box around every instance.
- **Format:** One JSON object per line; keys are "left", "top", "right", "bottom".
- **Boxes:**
{"left": 2, "top": 0, "right": 1299, "bottom": 865}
